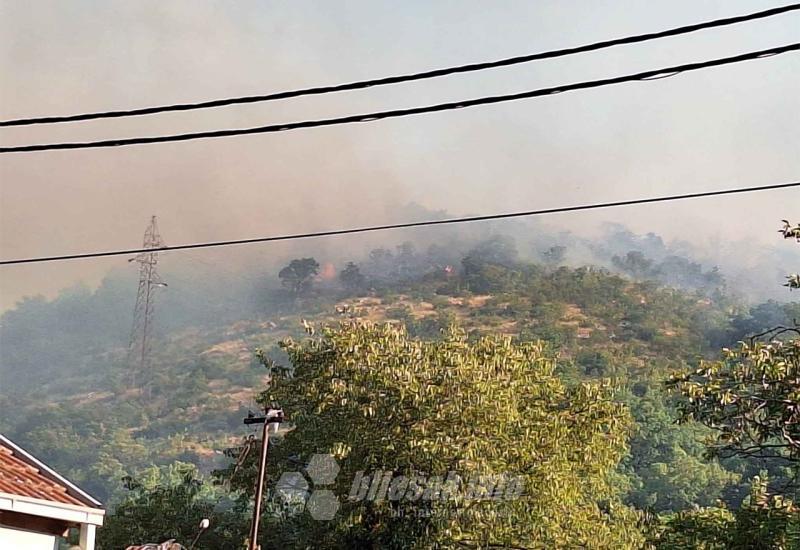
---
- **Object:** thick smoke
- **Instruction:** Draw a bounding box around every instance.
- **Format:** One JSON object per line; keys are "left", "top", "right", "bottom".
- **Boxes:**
{"left": 2, "top": 1, "right": 798, "bottom": 311}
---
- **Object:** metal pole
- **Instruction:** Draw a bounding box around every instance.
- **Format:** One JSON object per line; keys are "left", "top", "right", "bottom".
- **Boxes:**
{"left": 242, "top": 408, "right": 284, "bottom": 550}
{"left": 243, "top": 408, "right": 283, "bottom": 550}
{"left": 248, "top": 416, "right": 270, "bottom": 550}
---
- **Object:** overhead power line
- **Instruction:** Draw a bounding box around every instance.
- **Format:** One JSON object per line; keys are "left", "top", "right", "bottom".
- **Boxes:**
{"left": 2, "top": 3, "right": 798, "bottom": 128}
{"left": 2, "top": 43, "right": 797, "bottom": 154}
{"left": 1, "top": 181, "right": 797, "bottom": 266}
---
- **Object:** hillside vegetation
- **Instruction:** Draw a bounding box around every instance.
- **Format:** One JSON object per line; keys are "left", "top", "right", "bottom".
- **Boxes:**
{"left": 2, "top": 233, "right": 799, "bottom": 547}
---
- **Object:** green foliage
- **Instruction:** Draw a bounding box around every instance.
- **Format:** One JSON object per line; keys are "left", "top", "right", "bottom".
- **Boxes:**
{"left": 461, "top": 256, "right": 519, "bottom": 294}
{"left": 655, "top": 221, "right": 800, "bottom": 546}
{"left": 461, "top": 236, "right": 521, "bottom": 293}
{"left": 650, "top": 476, "right": 800, "bottom": 549}
{"left": 732, "top": 475, "right": 800, "bottom": 548}
{"left": 781, "top": 220, "right": 800, "bottom": 242}
{"left": 541, "top": 245, "right": 566, "bottom": 266}
{"left": 98, "top": 463, "right": 247, "bottom": 550}
{"left": 650, "top": 506, "right": 735, "bottom": 549}
{"left": 279, "top": 258, "right": 320, "bottom": 297}
{"left": 576, "top": 350, "right": 613, "bottom": 377}
{"left": 255, "top": 322, "right": 643, "bottom": 548}
{"left": 670, "top": 339, "right": 800, "bottom": 463}
{"left": 780, "top": 220, "right": 800, "bottom": 291}
{"left": 339, "top": 262, "right": 366, "bottom": 292}
{"left": 5, "top": 231, "right": 799, "bottom": 547}
{"left": 621, "top": 384, "right": 740, "bottom": 513}
{"left": 727, "top": 300, "right": 799, "bottom": 344}
{"left": 653, "top": 256, "right": 724, "bottom": 292}
{"left": 631, "top": 449, "right": 739, "bottom": 513}
{"left": 465, "top": 235, "right": 519, "bottom": 267}
{"left": 613, "top": 251, "right": 654, "bottom": 279}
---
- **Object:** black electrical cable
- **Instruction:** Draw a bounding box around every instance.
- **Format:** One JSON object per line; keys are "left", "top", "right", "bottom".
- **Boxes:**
{"left": 2, "top": 2, "right": 798, "bottom": 127}
{"left": 2, "top": 43, "right": 797, "bottom": 154}
{"left": 2, "top": 181, "right": 797, "bottom": 265}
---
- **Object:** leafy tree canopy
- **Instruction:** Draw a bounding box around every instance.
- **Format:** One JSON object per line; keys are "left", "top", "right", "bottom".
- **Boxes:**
{"left": 541, "top": 245, "right": 567, "bottom": 266}
{"left": 650, "top": 475, "right": 800, "bottom": 549}
{"left": 97, "top": 463, "right": 247, "bottom": 550}
{"left": 669, "top": 338, "right": 800, "bottom": 464}
{"left": 671, "top": 222, "right": 800, "bottom": 466}
{"left": 339, "top": 262, "right": 366, "bottom": 292}
{"left": 250, "top": 322, "right": 643, "bottom": 549}
{"left": 279, "top": 258, "right": 320, "bottom": 297}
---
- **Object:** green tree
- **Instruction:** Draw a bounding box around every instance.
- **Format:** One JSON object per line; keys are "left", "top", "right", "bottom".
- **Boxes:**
{"left": 650, "top": 506, "right": 734, "bottom": 549}
{"left": 395, "top": 241, "right": 418, "bottom": 279}
{"left": 98, "top": 463, "right": 248, "bottom": 550}
{"left": 243, "top": 322, "right": 643, "bottom": 548}
{"left": 542, "top": 245, "right": 567, "bottom": 266}
{"left": 661, "top": 221, "right": 800, "bottom": 546}
{"left": 621, "top": 384, "right": 740, "bottom": 513}
{"left": 279, "top": 258, "right": 320, "bottom": 297}
{"left": 780, "top": 220, "right": 800, "bottom": 290}
{"left": 461, "top": 257, "right": 519, "bottom": 294}
{"left": 612, "top": 251, "right": 653, "bottom": 279}
{"left": 650, "top": 475, "right": 800, "bottom": 549}
{"left": 669, "top": 338, "right": 800, "bottom": 464}
{"left": 670, "top": 221, "right": 800, "bottom": 465}
{"left": 466, "top": 235, "right": 518, "bottom": 267}
{"left": 339, "top": 262, "right": 366, "bottom": 292}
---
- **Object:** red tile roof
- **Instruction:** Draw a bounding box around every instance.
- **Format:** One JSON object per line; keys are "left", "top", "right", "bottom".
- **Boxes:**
{"left": 0, "top": 439, "right": 89, "bottom": 507}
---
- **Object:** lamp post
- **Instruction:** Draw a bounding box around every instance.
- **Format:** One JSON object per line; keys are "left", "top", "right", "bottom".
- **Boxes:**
{"left": 244, "top": 407, "right": 285, "bottom": 550}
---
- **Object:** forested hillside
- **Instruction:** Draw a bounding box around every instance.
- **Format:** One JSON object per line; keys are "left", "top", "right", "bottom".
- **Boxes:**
{"left": 1, "top": 231, "right": 799, "bottom": 548}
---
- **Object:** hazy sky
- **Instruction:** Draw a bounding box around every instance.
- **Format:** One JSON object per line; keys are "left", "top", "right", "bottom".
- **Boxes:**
{"left": 1, "top": 0, "right": 798, "bottom": 310}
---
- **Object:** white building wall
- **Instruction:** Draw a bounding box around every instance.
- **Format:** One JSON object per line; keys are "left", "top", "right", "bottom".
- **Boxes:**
{"left": 0, "top": 525, "right": 57, "bottom": 550}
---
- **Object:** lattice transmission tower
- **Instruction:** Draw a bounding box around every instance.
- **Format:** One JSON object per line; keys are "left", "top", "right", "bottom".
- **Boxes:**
{"left": 127, "top": 215, "right": 167, "bottom": 381}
